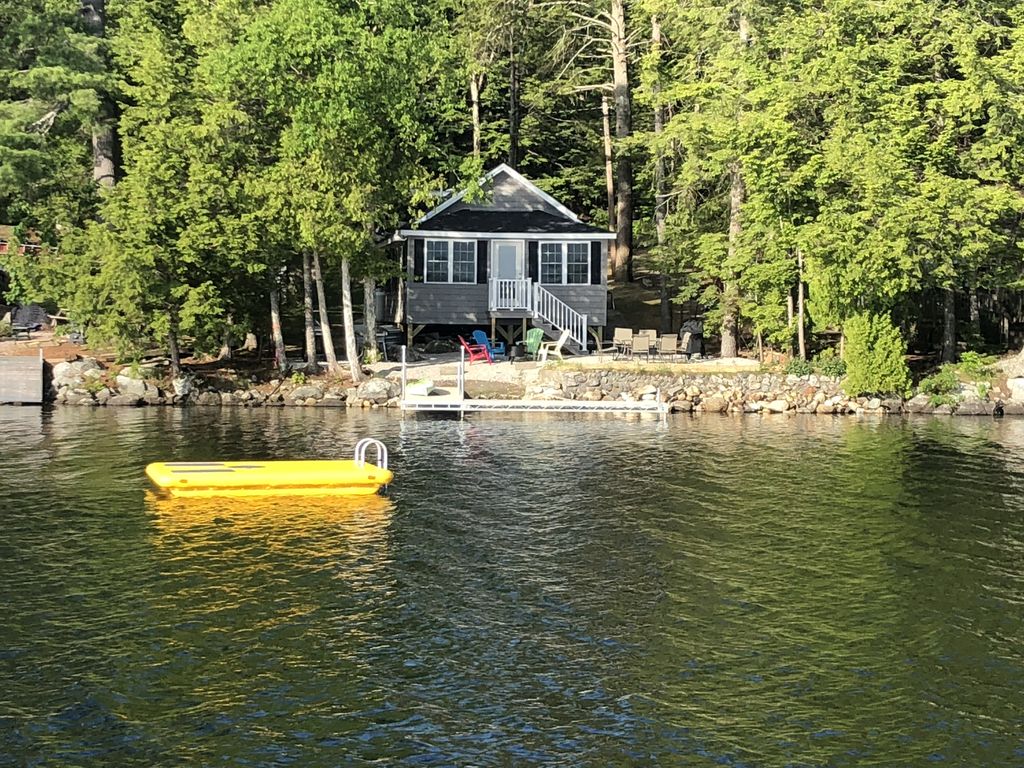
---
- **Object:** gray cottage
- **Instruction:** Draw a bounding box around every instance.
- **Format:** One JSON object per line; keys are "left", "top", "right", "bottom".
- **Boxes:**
{"left": 396, "top": 164, "right": 615, "bottom": 355}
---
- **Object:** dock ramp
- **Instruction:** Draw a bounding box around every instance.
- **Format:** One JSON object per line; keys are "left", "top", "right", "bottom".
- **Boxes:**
{"left": 0, "top": 351, "right": 44, "bottom": 404}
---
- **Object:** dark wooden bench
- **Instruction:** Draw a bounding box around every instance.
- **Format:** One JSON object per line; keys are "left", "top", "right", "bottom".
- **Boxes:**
{"left": 10, "top": 324, "right": 35, "bottom": 340}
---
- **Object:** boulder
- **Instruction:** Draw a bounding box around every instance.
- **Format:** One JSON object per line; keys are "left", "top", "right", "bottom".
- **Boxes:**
{"left": 1008, "top": 378, "right": 1024, "bottom": 401}
{"left": 699, "top": 395, "right": 728, "bottom": 413}
{"left": 905, "top": 394, "right": 933, "bottom": 414}
{"left": 956, "top": 400, "right": 992, "bottom": 416}
{"left": 194, "top": 391, "right": 222, "bottom": 406}
{"left": 289, "top": 385, "right": 324, "bottom": 401}
{"left": 764, "top": 399, "right": 791, "bottom": 413}
{"left": 355, "top": 377, "right": 400, "bottom": 404}
{"left": 107, "top": 394, "right": 143, "bottom": 406}
{"left": 115, "top": 375, "right": 148, "bottom": 397}
{"left": 670, "top": 399, "right": 693, "bottom": 413}
{"left": 172, "top": 375, "right": 196, "bottom": 397}
{"left": 880, "top": 398, "right": 903, "bottom": 414}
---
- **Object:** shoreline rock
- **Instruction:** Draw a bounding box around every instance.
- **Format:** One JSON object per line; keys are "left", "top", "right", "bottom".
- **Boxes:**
{"left": 42, "top": 356, "right": 1019, "bottom": 416}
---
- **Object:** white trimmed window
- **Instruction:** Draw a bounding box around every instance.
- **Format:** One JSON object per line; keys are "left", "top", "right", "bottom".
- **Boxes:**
{"left": 425, "top": 239, "right": 476, "bottom": 283}
{"left": 539, "top": 242, "right": 591, "bottom": 285}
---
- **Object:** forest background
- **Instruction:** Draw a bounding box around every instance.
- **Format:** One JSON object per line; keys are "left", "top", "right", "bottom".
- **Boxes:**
{"left": 2, "top": 0, "right": 1024, "bottom": 388}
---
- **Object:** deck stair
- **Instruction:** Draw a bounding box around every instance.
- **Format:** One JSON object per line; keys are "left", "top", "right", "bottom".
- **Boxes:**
{"left": 488, "top": 278, "right": 588, "bottom": 355}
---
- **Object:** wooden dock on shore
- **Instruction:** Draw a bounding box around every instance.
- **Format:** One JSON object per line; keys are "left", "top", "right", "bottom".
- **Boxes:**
{"left": 0, "top": 351, "right": 44, "bottom": 404}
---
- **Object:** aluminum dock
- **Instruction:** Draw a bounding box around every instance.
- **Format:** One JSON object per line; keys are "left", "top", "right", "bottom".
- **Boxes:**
{"left": 398, "top": 346, "right": 667, "bottom": 417}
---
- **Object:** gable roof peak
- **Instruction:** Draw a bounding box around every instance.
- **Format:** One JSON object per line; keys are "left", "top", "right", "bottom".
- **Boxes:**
{"left": 416, "top": 164, "right": 580, "bottom": 225}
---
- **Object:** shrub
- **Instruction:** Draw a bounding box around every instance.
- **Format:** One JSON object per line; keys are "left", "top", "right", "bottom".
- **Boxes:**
{"left": 843, "top": 312, "right": 912, "bottom": 397}
{"left": 785, "top": 357, "right": 814, "bottom": 376}
{"left": 956, "top": 351, "right": 997, "bottom": 380}
{"left": 814, "top": 348, "right": 847, "bottom": 378}
{"left": 0, "top": 321, "right": 10, "bottom": 338}
{"left": 918, "top": 366, "right": 959, "bottom": 399}
{"left": 290, "top": 371, "right": 307, "bottom": 386}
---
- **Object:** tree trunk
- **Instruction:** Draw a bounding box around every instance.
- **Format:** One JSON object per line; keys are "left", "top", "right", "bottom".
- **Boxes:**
{"left": 312, "top": 250, "right": 339, "bottom": 372}
{"left": 363, "top": 276, "right": 379, "bottom": 363}
{"left": 969, "top": 288, "right": 981, "bottom": 340}
{"left": 720, "top": 9, "right": 751, "bottom": 360}
{"left": 340, "top": 257, "right": 363, "bottom": 383}
{"left": 218, "top": 314, "right": 233, "bottom": 360}
{"left": 92, "top": 124, "right": 116, "bottom": 188}
{"left": 796, "top": 249, "right": 806, "bottom": 360}
{"left": 470, "top": 73, "right": 483, "bottom": 160}
{"left": 942, "top": 287, "right": 957, "bottom": 363}
{"left": 601, "top": 94, "right": 616, "bottom": 259}
{"left": 81, "top": 1, "right": 116, "bottom": 188}
{"left": 652, "top": 15, "right": 671, "bottom": 334}
{"left": 302, "top": 251, "right": 317, "bottom": 368}
{"left": 167, "top": 308, "right": 181, "bottom": 378}
{"left": 508, "top": 49, "right": 520, "bottom": 169}
{"left": 610, "top": 0, "right": 632, "bottom": 283}
{"left": 269, "top": 285, "right": 287, "bottom": 371}
{"left": 720, "top": 162, "right": 743, "bottom": 359}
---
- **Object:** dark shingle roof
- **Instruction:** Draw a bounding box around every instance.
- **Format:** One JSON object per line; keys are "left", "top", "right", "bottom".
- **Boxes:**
{"left": 417, "top": 209, "right": 609, "bottom": 235}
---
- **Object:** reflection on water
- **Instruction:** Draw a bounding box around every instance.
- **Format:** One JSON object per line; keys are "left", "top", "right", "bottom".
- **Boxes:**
{"left": 2, "top": 407, "right": 1024, "bottom": 766}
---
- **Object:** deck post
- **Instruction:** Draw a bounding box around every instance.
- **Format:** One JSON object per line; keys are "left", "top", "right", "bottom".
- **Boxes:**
{"left": 490, "top": 316, "right": 497, "bottom": 342}
{"left": 401, "top": 345, "right": 407, "bottom": 402}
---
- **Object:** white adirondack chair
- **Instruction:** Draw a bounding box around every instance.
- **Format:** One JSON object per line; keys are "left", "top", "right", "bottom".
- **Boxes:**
{"left": 539, "top": 329, "right": 571, "bottom": 363}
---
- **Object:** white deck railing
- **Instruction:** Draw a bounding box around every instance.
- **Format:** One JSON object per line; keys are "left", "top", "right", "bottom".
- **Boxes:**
{"left": 533, "top": 283, "right": 588, "bottom": 351}
{"left": 488, "top": 278, "right": 534, "bottom": 312}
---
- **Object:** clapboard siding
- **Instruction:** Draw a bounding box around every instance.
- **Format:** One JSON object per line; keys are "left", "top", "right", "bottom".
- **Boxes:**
{"left": 448, "top": 170, "right": 562, "bottom": 215}
{"left": 543, "top": 285, "right": 608, "bottom": 326}
{"left": 406, "top": 283, "right": 490, "bottom": 324}
{"left": 0, "top": 353, "right": 43, "bottom": 404}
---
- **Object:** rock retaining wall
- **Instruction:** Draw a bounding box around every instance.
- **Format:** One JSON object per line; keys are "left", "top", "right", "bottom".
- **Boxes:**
{"left": 529, "top": 369, "right": 1017, "bottom": 415}
{"left": 49, "top": 358, "right": 401, "bottom": 408}
{"left": 43, "top": 357, "right": 1024, "bottom": 415}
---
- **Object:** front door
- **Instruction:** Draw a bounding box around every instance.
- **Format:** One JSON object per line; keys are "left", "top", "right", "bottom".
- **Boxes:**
{"left": 490, "top": 240, "right": 528, "bottom": 311}
{"left": 492, "top": 240, "right": 525, "bottom": 280}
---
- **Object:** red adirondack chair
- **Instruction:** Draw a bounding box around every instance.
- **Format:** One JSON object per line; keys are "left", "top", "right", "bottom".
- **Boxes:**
{"left": 458, "top": 335, "right": 493, "bottom": 364}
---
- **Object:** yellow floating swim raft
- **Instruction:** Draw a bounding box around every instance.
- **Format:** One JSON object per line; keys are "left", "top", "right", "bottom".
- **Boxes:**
{"left": 146, "top": 439, "right": 393, "bottom": 498}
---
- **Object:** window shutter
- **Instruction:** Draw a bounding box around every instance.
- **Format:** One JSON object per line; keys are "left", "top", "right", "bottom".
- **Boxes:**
{"left": 476, "top": 240, "right": 488, "bottom": 284}
{"left": 590, "top": 241, "right": 602, "bottom": 285}
{"left": 527, "top": 241, "right": 538, "bottom": 281}
{"left": 413, "top": 239, "right": 424, "bottom": 279}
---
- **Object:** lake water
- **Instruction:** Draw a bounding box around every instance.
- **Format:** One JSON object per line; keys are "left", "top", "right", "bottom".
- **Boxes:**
{"left": 2, "top": 407, "right": 1023, "bottom": 767}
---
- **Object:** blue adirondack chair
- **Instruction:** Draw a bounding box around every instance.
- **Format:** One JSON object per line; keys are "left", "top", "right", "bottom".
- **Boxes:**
{"left": 472, "top": 330, "right": 506, "bottom": 359}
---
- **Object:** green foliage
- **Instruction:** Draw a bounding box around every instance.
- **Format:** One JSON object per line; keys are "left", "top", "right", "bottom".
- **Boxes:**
{"left": 813, "top": 348, "right": 846, "bottom": 379}
{"left": 82, "top": 375, "right": 107, "bottom": 394}
{"left": 918, "top": 367, "right": 959, "bottom": 398}
{"left": 955, "top": 351, "right": 997, "bottom": 381}
{"left": 785, "top": 357, "right": 814, "bottom": 376}
{"left": 0, "top": 320, "right": 10, "bottom": 337}
{"left": 289, "top": 371, "right": 307, "bottom": 387}
{"left": 843, "top": 312, "right": 912, "bottom": 398}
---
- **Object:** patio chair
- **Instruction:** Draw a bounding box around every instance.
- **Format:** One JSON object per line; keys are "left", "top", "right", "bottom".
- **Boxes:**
{"left": 630, "top": 334, "right": 650, "bottom": 362}
{"left": 657, "top": 334, "right": 679, "bottom": 361}
{"left": 524, "top": 327, "right": 544, "bottom": 360}
{"left": 611, "top": 327, "right": 632, "bottom": 357}
{"left": 457, "top": 335, "right": 493, "bottom": 364}
{"left": 539, "top": 329, "right": 571, "bottom": 363}
{"left": 471, "top": 330, "right": 506, "bottom": 360}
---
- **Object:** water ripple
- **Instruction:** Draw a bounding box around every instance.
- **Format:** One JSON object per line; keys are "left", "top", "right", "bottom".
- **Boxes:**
{"left": 2, "top": 407, "right": 1023, "bottom": 766}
